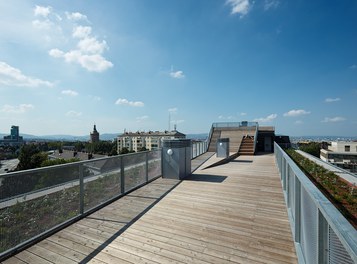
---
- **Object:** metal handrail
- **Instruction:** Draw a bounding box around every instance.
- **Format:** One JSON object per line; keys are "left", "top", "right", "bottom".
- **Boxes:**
{"left": 274, "top": 143, "right": 357, "bottom": 264}
{"left": 212, "top": 122, "right": 258, "bottom": 128}
{"left": 206, "top": 124, "right": 214, "bottom": 152}
{"left": 253, "top": 124, "right": 259, "bottom": 154}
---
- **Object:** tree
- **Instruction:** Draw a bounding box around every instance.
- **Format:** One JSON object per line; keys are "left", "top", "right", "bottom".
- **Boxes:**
{"left": 17, "top": 144, "right": 41, "bottom": 170}
{"left": 299, "top": 142, "right": 321, "bottom": 158}
{"left": 138, "top": 146, "right": 147, "bottom": 152}
{"left": 120, "top": 147, "right": 129, "bottom": 154}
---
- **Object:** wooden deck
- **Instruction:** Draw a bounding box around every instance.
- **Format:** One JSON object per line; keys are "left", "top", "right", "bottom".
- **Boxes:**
{"left": 2, "top": 153, "right": 297, "bottom": 264}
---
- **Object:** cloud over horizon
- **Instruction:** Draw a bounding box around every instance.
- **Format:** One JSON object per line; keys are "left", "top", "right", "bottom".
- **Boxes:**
{"left": 283, "top": 109, "right": 311, "bottom": 117}
{"left": 61, "top": 89, "right": 78, "bottom": 96}
{"left": 0, "top": 61, "right": 53, "bottom": 87}
{"left": 321, "top": 117, "right": 346, "bottom": 123}
{"left": 1, "top": 104, "right": 34, "bottom": 114}
{"left": 253, "top": 114, "right": 277, "bottom": 123}
{"left": 325, "top": 98, "right": 341, "bottom": 103}
{"left": 115, "top": 98, "right": 144, "bottom": 107}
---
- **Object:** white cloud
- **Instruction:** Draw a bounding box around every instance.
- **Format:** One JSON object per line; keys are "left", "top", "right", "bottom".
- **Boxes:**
{"left": 349, "top": 64, "right": 357, "bottom": 70}
{"left": 253, "top": 114, "right": 277, "bottom": 123}
{"left": 66, "top": 110, "right": 82, "bottom": 117}
{"left": 34, "top": 5, "right": 52, "bottom": 17}
{"left": 325, "top": 98, "right": 341, "bottom": 103}
{"left": 136, "top": 115, "right": 149, "bottom": 122}
{"left": 72, "top": 26, "right": 92, "bottom": 39}
{"left": 295, "top": 120, "right": 303, "bottom": 125}
{"left": 32, "top": 19, "right": 53, "bottom": 30}
{"left": 264, "top": 0, "right": 279, "bottom": 11}
{"left": 49, "top": 24, "right": 113, "bottom": 72}
{"left": 49, "top": 49, "right": 113, "bottom": 72}
{"left": 283, "top": 109, "right": 311, "bottom": 117}
{"left": 168, "top": 107, "right": 178, "bottom": 113}
{"left": 226, "top": 0, "right": 250, "bottom": 17}
{"left": 65, "top": 11, "right": 88, "bottom": 22}
{"left": 78, "top": 37, "right": 108, "bottom": 54}
{"left": 49, "top": 48, "right": 64, "bottom": 58}
{"left": 322, "top": 117, "right": 346, "bottom": 123}
{"left": 1, "top": 104, "right": 34, "bottom": 114}
{"left": 0, "top": 61, "right": 53, "bottom": 87}
{"left": 239, "top": 112, "right": 247, "bottom": 116}
{"left": 218, "top": 115, "right": 224, "bottom": 119}
{"left": 115, "top": 98, "right": 144, "bottom": 107}
{"left": 170, "top": 70, "right": 185, "bottom": 79}
{"left": 61, "top": 89, "right": 78, "bottom": 96}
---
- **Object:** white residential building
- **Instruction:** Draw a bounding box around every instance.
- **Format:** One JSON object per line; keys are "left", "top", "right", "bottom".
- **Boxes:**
{"left": 117, "top": 130, "right": 185, "bottom": 153}
{"left": 320, "top": 141, "right": 357, "bottom": 173}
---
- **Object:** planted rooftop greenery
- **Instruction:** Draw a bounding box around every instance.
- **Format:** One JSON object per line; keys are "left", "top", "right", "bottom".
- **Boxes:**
{"left": 286, "top": 149, "right": 357, "bottom": 228}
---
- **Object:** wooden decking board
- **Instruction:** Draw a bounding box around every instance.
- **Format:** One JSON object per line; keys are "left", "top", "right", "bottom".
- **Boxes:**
{"left": 59, "top": 228, "right": 154, "bottom": 264}
{"left": 26, "top": 244, "right": 78, "bottom": 264}
{"left": 48, "top": 232, "right": 134, "bottom": 264}
{"left": 4, "top": 154, "right": 298, "bottom": 263}
{"left": 11, "top": 250, "right": 52, "bottom": 264}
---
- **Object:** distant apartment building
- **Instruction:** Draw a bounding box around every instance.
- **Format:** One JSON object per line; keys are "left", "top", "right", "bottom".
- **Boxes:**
{"left": 90, "top": 124, "right": 100, "bottom": 143}
{"left": 320, "top": 141, "right": 357, "bottom": 173}
{"left": 117, "top": 130, "right": 186, "bottom": 153}
{"left": 0, "top": 125, "right": 24, "bottom": 146}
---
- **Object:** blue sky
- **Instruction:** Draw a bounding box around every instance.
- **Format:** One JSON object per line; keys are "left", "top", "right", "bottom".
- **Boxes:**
{"left": 0, "top": 0, "right": 356, "bottom": 137}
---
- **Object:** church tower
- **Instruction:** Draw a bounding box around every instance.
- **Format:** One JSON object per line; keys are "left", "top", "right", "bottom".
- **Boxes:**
{"left": 90, "top": 124, "right": 100, "bottom": 143}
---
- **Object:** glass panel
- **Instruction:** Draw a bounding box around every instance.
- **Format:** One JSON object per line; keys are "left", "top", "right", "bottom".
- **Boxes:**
{"left": 148, "top": 150, "right": 161, "bottom": 180}
{"left": 123, "top": 153, "right": 146, "bottom": 192}
{"left": 0, "top": 164, "right": 80, "bottom": 254}
{"left": 82, "top": 157, "right": 121, "bottom": 212}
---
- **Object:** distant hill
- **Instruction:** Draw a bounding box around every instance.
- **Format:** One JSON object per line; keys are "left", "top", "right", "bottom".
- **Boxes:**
{"left": 186, "top": 133, "right": 208, "bottom": 140}
{"left": 18, "top": 133, "right": 119, "bottom": 142}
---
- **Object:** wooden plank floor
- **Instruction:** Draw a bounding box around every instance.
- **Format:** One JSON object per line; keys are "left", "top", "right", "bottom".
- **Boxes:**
{"left": 2, "top": 154, "right": 297, "bottom": 264}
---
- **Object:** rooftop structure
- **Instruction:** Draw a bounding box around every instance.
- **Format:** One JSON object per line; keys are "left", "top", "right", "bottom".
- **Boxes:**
{"left": 117, "top": 129, "right": 185, "bottom": 153}
{"left": 320, "top": 141, "right": 357, "bottom": 173}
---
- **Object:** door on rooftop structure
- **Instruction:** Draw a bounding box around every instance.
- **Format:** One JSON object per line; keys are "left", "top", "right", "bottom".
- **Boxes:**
{"left": 264, "top": 136, "right": 272, "bottom": 152}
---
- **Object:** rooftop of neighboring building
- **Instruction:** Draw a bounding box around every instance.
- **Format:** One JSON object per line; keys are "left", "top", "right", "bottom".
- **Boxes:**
{"left": 119, "top": 129, "right": 186, "bottom": 138}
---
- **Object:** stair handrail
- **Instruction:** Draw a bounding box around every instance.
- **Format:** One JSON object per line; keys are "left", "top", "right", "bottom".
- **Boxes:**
{"left": 206, "top": 124, "right": 214, "bottom": 151}
{"left": 253, "top": 123, "right": 258, "bottom": 154}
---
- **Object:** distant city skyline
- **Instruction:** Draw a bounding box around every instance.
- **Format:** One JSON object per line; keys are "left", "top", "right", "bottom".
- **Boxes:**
{"left": 0, "top": 1, "right": 356, "bottom": 136}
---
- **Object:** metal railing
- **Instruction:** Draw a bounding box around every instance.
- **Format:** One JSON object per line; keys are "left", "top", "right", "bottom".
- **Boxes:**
{"left": 253, "top": 124, "right": 259, "bottom": 154}
{"left": 206, "top": 124, "right": 214, "bottom": 152}
{"left": 0, "top": 150, "right": 162, "bottom": 260}
{"left": 274, "top": 143, "right": 357, "bottom": 264}
{"left": 192, "top": 141, "right": 208, "bottom": 159}
{"left": 212, "top": 121, "right": 258, "bottom": 128}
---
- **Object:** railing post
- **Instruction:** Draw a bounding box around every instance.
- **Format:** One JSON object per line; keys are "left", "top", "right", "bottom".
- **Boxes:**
{"left": 120, "top": 155, "right": 125, "bottom": 194}
{"left": 318, "top": 211, "right": 329, "bottom": 263}
{"left": 79, "top": 163, "right": 84, "bottom": 215}
{"left": 145, "top": 152, "right": 149, "bottom": 182}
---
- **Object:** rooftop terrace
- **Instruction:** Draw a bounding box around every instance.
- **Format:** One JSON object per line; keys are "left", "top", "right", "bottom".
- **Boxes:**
{"left": 2, "top": 153, "right": 297, "bottom": 264}
{"left": 1, "top": 125, "right": 356, "bottom": 264}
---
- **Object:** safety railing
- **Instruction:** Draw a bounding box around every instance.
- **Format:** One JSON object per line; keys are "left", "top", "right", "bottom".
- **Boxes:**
{"left": 253, "top": 124, "right": 259, "bottom": 154}
{"left": 206, "top": 124, "right": 214, "bottom": 152}
{"left": 0, "top": 150, "right": 162, "bottom": 260}
{"left": 212, "top": 121, "right": 258, "bottom": 128}
{"left": 192, "top": 141, "right": 208, "bottom": 159}
{"left": 274, "top": 143, "right": 357, "bottom": 264}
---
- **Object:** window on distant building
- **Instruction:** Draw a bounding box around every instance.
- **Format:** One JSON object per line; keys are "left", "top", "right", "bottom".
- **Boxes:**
{"left": 345, "top": 145, "right": 350, "bottom": 152}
